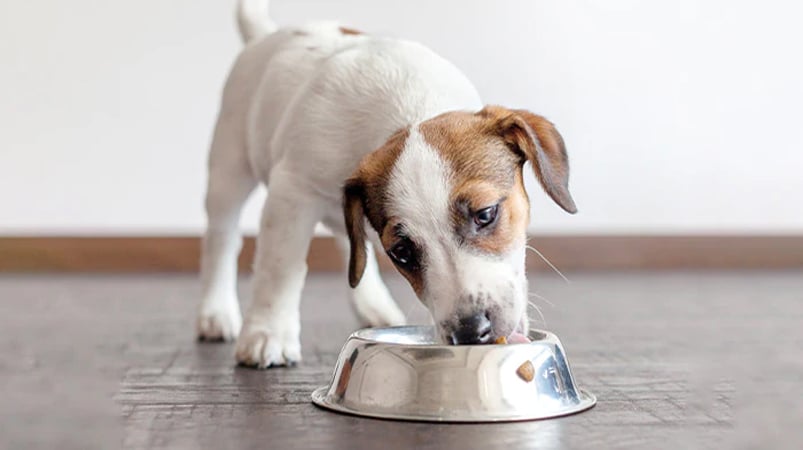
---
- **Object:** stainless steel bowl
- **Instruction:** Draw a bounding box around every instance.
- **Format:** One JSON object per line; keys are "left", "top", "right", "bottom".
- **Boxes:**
{"left": 311, "top": 326, "right": 596, "bottom": 422}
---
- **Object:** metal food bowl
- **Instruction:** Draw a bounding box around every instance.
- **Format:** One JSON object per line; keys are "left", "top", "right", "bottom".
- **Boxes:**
{"left": 311, "top": 326, "right": 596, "bottom": 422}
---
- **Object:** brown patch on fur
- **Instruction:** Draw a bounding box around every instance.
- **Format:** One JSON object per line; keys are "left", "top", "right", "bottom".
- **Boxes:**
{"left": 339, "top": 26, "right": 363, "bottom": 36}
{"left": 452, "top": 180, "right": 505, "bottom": 212}
{"left": 377, "top": 218, "right": 425, "bottom": 296}
{"left": 420, "top": 112, "right": 518, "bottom": 190}
{"left": 343, "top": 128, "right": 415, "bottom": 288}
{"left": 419, "top": 112, "right": 530, "bottom": 255}
{"left": 451, "top": 172, "right": 530, "bottom": 255}
{"left": 418, "top": 106, "right": 575, "bottom": 255}
{"left": 348, "top": 128, "right": 409, "bottom": 231}
{"left": 497, "top": 170, "right": 531, "bottom": 252}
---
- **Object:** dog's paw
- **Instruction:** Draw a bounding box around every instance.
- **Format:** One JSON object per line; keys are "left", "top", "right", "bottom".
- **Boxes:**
{"left": 352, "top": 289, "right": 406, "bottom": 327}
{"left": 235, "top": 321, "right": 301, "bottom": 368}
{"left": 197, "top": 302, "right": 242, "bottom": 342}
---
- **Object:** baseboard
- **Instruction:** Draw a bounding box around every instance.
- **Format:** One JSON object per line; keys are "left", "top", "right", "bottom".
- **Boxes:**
{"left": 0, "top": 236, "right": 801, "bottom": 273}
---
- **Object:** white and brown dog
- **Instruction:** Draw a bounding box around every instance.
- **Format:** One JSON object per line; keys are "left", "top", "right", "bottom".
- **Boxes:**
{"left": 197, "top": 0, "right": 577, "bottom": 368}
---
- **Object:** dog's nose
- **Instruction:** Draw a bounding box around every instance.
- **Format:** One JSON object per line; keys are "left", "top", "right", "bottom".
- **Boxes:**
{"left": 450, "top": 312, "right": 493, "bottom": 345}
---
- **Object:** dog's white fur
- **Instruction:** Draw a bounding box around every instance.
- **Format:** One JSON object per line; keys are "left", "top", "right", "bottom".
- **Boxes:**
{"left": 386, "top": 128, "right": 529, "bottom": 338}
{"left": 198, "top": 1, "right": 487, "bottom": 366}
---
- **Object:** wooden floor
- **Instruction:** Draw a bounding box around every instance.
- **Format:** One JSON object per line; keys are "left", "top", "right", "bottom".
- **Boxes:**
{"left": 1, "top": 270, "right": 802, "bottom": 449}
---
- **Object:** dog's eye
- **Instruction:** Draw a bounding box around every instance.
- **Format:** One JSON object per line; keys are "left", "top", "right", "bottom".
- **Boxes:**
{"left": 388, "top": 238, "right": 415, "bottom": 267}
{"left": 473, "top": 205, "right": 499, "bottom": 228}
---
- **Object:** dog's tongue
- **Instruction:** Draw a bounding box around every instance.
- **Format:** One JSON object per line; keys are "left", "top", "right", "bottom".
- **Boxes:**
{"left": 507, "top": 332, "right": 531, "bottom": 344}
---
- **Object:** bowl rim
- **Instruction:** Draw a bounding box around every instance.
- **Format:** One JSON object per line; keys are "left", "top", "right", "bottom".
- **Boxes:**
{"left": 347, "top": 325, "right": 555, "bottom": 349}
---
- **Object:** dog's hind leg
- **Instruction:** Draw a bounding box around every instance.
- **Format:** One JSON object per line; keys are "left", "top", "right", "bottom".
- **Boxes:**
{"left": 235, "top": 169, "right": 323, "bottom": 368}
{"left": 197, "top": 116, "right": 257, "bottom": 342}
{"left": 335, "top": 237, "right": 406, "bottom": 327}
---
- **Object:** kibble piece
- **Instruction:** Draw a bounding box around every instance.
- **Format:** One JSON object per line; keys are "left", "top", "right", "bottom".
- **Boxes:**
{"left": 494, "top": 336, "right": 508, "bottom": 345}
{"left": 517, "top": 360, "right": 535, "bottom": 382}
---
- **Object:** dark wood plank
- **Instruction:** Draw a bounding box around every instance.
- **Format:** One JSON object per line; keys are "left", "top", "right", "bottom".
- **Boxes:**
{"left": 1, "top": 271, "right": 802, "bottom": 449}
{"left": 1, "top": 235, "right": 802, "bottom": 272}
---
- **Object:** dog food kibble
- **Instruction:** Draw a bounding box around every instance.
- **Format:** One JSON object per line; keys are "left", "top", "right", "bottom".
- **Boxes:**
{"left": 517, "top": 361, "right": 535, "bottom": 382}
{"left": 494, "top": 336, "right": 508, "bottom": 345}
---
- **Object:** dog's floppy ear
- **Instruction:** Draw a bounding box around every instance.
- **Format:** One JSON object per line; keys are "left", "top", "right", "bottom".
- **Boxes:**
{"left": 343, "top": 178, "right": 367, "bottom": 288}
{"left": 480, "top": 106, "right": 577, "bottom": 214}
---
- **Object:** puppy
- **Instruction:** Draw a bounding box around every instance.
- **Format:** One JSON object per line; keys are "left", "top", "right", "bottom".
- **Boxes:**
{"left": 197, "top": 0, "right": 577, "bottom": 368}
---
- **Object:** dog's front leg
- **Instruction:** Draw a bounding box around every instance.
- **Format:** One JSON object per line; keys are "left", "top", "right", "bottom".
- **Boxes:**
{"left": 235, "top": 174, "right": 323, "bottom": 368}
{"left": 335, "top": 238, "right": 406, "bottom": 327}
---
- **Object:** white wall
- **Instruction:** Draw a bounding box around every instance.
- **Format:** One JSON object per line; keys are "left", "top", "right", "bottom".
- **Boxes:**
{"left": 2, "top": 0, "right": 801, "bottom": 236}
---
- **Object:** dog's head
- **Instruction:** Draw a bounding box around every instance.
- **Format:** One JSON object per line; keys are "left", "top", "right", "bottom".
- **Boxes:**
{"left": 343, "top": 106, "right": 576, "bottom": 344}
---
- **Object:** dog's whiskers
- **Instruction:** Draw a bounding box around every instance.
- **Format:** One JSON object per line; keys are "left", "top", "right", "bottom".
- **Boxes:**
{"left": 527, "top": 300, "right": 547, "bottom": 327}
{"left": 525, "top": 243, "right": 570, "bottom": 284}
{"left": 528, "top": 291, "right": 556, "bottom": 308}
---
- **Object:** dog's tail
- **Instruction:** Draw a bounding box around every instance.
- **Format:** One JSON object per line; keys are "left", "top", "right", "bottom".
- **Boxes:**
{"left": 236, "top": 0, "right": 278, "bottom": 43}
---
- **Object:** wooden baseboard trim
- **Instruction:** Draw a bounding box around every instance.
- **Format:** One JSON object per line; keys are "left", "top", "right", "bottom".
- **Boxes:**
{"left": 0, "top": 236, "right": 801, "bottom": 273}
